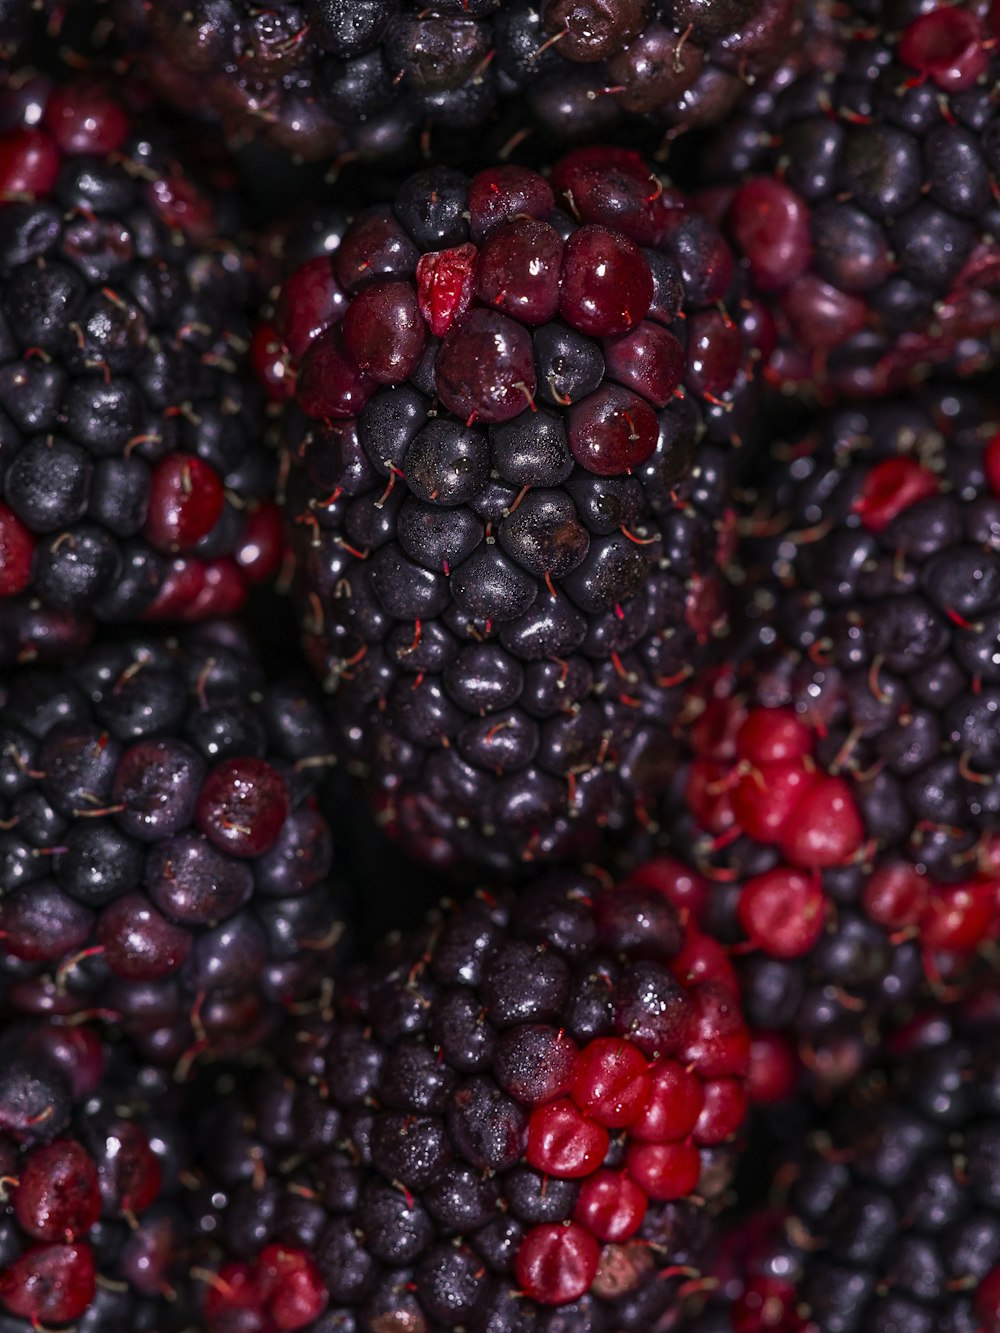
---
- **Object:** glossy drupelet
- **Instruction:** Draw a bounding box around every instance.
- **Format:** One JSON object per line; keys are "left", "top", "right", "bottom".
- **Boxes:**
{"left": 0, "top": 623, "right": 345, "bottom": 1069}
{"left": 705, "top": 0, "right": 1000, "bottom": 396}
{"left": 0, "top": 1017, "right": 194, "bottom": 1331}
{"left": 191, "top": 869, "right": 752, "bottom": 1333}
{"left": 112, "top": 0, "right": 798, "bottom": 162}
{"left": 712, "top": 991, "right": 1000, "bottom": 1333}
{"left": 0, "top": 77, "right": 279, "bottom": 664}
{"left": 268, "top": 147, "right": 767, "bottom": 873}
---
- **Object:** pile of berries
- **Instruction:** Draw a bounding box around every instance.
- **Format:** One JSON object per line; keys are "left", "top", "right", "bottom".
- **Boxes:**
{"left": 5, "top": 5, "right": 1000, "bottom": 1333}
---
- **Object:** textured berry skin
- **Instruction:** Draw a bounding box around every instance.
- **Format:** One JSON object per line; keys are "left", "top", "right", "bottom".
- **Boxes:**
{"left": 715, "top": 994, "right": 1000, "bottom": 1333}
{"left": 0, "top": 1018, "right": 192, "bottom": 1332}
{"left": 634, "top": 388, "right": 1000, "bottom": 1091}
{"left": 192, "top": 869, "right": 751, "bottom": 1331}
{"left": 0, "top": 624, "right": 344, "bottom": 1069}
{"left": 112, "top": 0, "right": 798, "bottom": 162}
{"left": 0, "top": 78, "right": 276, "bottom": 664}
{"left": 274, "top": 150, "right": 766, "bottom": 874}
{"left": 706, "top": 0, "right": 1000, "bottom": 396}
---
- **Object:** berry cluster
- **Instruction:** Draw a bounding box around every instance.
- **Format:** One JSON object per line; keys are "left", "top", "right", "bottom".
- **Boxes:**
{"left": 0, "top": 625, "right": 345, "bottom": 1068}
{"left": 114, "top": 0, "right": 797, "bottom": 162}
{"left": 268, "top": 146, "right": 766, "bottom": 872}
{"left": 0, "top": 1018, "right": 189, "bottom": 1331}
{"left": 192, "top": 870, "right": 751, "bottom": 1331}
{"left": 706, "top": 0, "right": 1000, "bottom": 396}
{"left": 718, "top": 991, "right": 1000, "bottom": 1333}
{"left": 0, "top": 77, "right": 278, "bottom": 666}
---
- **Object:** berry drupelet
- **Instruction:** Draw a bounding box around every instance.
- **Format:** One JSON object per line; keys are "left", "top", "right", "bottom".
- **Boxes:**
{"left": 0, "top": 623, "right": 345, "bottom": 1069}
{"left": 0, "top": 77, "right": 278, "bottom": 664}
{"left": 705, "top": 0, "right": 1000, "bottom": 397}
{"left": 113, "top": 0, "right": 798, "bottom": 163}
{"left": 0, "top": 1017, "right": 193, "bottom": 1331}
{"left": 269, "top": 147, "right": 767, "bottom": 874}
{"left": 191, "top": 868, "right": 752, "bottom": 1333}
{"left": 716, "top": 991, "right": 1000, "bottom": 1333}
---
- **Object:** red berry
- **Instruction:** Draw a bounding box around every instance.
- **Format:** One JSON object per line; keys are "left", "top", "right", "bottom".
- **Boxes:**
{"left": 862, "top": 860, "right": 929, "bottom": 930}
{"left": 681, "top": 981, "right": 751, "bottom": 1078}
{"left": 627, "top": 856, "right": 710, "bottom": 923}
{"left": 986, "top": 431, "right": 1000, "bottom": 499}
{"left": 297, "top": 329, "right": 376, "bottom": 420}
{"left": 919, "top": 881, "right": 999, "bottom": 954}
{"left": 342, "top": 279, "right": 426, "bottom": 384}
{"left": 0, "top": 501, "right": 35, "bottom": 596}
{"left": 468, "top": 165, "right": 555, "bottom": 244}
{"left": 142, "top": 558, "right": 206, "bottom": 621}
{"left": 738, "top": 867, "right": 826, "bottom": 959}
{"left": 196, "top": 757, "right": 291, "bottom": 859}
{"left": 435, "top": 308, "right": 537, "bottom": 425}
{"left": 602, "top": 320, "right": 685, "bottom": 408}
{"left": 475, "top": 218, "right": 564, "bottom": 326}
{"left": 776, "top": 775, "right": 864, "bottom": 867}
{"left": 276, "top": 257, "right": 348, "bottom": 359}
{"left": 686, "top": 757, "right": 737, "bottom": 836}
{"left": 686, "top": 309, "right": 742, "bottom": 398}
{"left": 181, "top": 558, "right": 247, "bottom": 621}
{"left": 526, "top": 1099, "right": 609, "bottom": 1178}
{"left": 143, "top": 454, "right": 225, "bottom": 554}
{"left": 745, "top": 1031, "right": 798, "bottom": 1106}
{"left": 43, "top": 82, "right": 129, "bottom": 156}
{"left": 567, "top": 384, "right": 659, "bottom": 476}
{"left": 235, "top": 501, "right": 284, "bottom": 585}
{"left": 625, "top": 1141, "right": 701, "bottom": 1200}
{"left": 250, "top": 322, "right": 296, "bottom": 403}
{"left": 416, "top": 243, "right": 477, "bottom": 338}
{"left": 779, "top": 274, "right": 867, "bottom": 350}
{"left": 95, "top": 1120, "right": 162, "bottom": 1215}
{"left": 732, "top": 1275, "right": 803, "bottom": 1333}
{"left": 257, "top": 1245, "right": 328, "bottom": 1332}
{"left": 852, "top": 456, "right": 940, "bottom": 533}
{"left": 736, "top": 708, "right": 814, "bottom": 765}
{"left": 514, "top": 1222, "right": 600, "bottom": 1305}
{"left": 629, "top": 1060, "right": 704, "bottom": 1143}
{"left": 15, "top": 1141, "right": 101, "bottom": 1242}
{"left": 899, "top": 7, "right": 988, "bottom": 91}
{"left": 671, "top": 929, "right": 739, "bottom": 994}
{"left": 731, "top": 759, "right": 818, "bottom": 843}
{"left": 692, "top": 1077, "right": 748, "bottom": 1145}
{"left": 98, "top": 894, "right": 191, "bottom": 980}
{"left": 559, "top": 225, "right": 654, "bottom": 337}
{"left": 976, "top": 1264, "right": 1000, "bottom": 1333}
{"left": 727, "top": 179, "right": 812, "bottom": 292}
{"left": 204, "top": 1261, "right": 259, "bottom": 1331}
{"left": 0, "top": 127, "right": 60, "bottom": 197}
{"left": 571, "top": 1038, "right": 651, "bottom": 1128}
{"left": 0, "top": 1243, "right": 96, "bottom": 1324}
{"left": 573, "top": 1170, "right": 647, "bottom": 1243}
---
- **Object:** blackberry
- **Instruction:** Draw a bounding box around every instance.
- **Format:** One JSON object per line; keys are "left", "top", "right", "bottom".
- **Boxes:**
{"left": 0, "top": 1016, "right": 193, "bottom": 1331}
{"left": 0, "top": 623, "right": 345, "bottom": 1068}
{"left": 733, "top": 386, "right": 1000, "bottom": 955}
{"left": 191, "top": 867, "right": 751, "bottom": 1332}
{"left": 717, "top": 992, "right": 1000, "bottom": 1333}
{"left": 706, "top": 0, "right": 1000, "bottom": 397}
{"left": 0, "top": 76, "right": 278, "bottom": 664}
{"left": 268, "top": 147, "right": 767, "bottom": 874}
{"left": 112, "top": 0, "right": 797, "bottom": 161}
{"left": 629, "top": 388, "right": 1000, "bottom": 1089}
